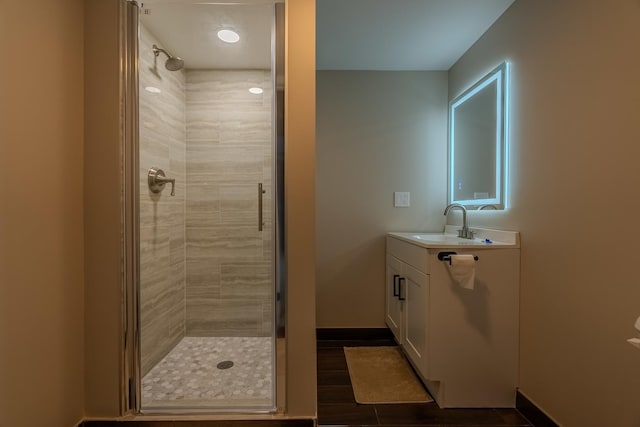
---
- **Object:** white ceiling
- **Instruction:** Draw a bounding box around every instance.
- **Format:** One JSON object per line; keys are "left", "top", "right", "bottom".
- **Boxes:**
{"left": 318, "top": 0, "right": 515, "bottom": 71}
{"left": 139, "top": 0, "right": 515, "bottom": 71}
{"left": 140, "top": 1, "right": 276, "bottom": 69}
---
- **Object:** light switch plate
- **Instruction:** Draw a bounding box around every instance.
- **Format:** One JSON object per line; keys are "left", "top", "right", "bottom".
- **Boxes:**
{"left": 394, "top": 192, "right": 410, "bottom": 207}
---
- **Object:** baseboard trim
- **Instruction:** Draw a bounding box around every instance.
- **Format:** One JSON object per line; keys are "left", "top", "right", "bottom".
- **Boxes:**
{"left": 316, "top": 327, "right": 393, "bottom": 341}
{"left": 81, "top": 419, "right": 315, "bottom": 426}
{"left": 516, "top": 391, "right": 559, "bottom": 427}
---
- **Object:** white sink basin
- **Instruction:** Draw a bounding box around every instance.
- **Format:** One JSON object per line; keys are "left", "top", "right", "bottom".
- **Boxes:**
{"left": 410, "top": 234, "right": 487, "bottom": 245}
{"left": 388, "top": 227, "right": 519, "bottom": 249}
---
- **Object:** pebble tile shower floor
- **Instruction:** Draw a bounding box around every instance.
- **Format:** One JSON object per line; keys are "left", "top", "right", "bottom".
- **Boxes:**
{"left": 142, "top": 336, "right": 273, "bottom": 409}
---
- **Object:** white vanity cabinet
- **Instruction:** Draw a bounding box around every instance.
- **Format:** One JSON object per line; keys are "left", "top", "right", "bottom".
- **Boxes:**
{"left": 386, "top": 229, "right": 520, "bottom": 408}
{"left": 386, "top": 237, "right": 431, "bottom": 378}
{"left": 385, "top": 255, "right": 404, "bottom": 343}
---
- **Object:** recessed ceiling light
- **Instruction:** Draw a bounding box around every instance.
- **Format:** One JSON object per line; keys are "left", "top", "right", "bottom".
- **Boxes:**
{"left": 145, "top": 86, "right": 161, "bottom": 93}
{"left": 249, "top": 87, "right": 263, "bottom": 94}
{"left": 218, "top": 29, "right": 240, "bottom": 43}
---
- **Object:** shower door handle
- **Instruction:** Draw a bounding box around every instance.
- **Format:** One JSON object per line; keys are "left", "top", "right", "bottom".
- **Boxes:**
{"left": 258, "top": 183, "right": 266, "bottom": 231}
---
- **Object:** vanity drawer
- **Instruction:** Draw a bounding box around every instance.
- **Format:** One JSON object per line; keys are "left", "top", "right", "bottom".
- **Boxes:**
{"left": 386, "top": 236, "right": 429, "bottom": 274}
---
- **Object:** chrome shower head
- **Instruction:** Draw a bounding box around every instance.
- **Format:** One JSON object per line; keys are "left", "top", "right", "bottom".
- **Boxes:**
{"left": 152, "top": 44, "right": 184, "bottom": 71}
{"left": 164, "top": 56, "right": 184, "bottom": 71}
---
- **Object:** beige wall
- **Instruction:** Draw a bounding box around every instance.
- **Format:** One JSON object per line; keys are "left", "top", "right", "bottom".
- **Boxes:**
{"left": 316, "top": 71, "right": 448, "bottom": 327}
{"left": 84, "top": 0, "right": 125, "bottom": 416}
{"left": 285, "top": 0, "right": 317, "bottom": 417}
{"left": 0, "top": 0, "right": 85, "bottom": 426}
{"left": 448, "top": 0, "right": 640, "bottom": 425}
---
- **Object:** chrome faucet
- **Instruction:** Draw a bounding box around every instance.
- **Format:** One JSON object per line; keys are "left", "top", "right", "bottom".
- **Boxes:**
{"left": 443, "top": 203, "right": 474, "bottom": 239}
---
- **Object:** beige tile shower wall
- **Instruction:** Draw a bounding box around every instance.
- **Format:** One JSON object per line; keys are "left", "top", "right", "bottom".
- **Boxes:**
{"left": 139, "top": 25, "right": 187, "bottom": 375}
{"left": 185, "top": 70, "right": 273, "bottom": 337}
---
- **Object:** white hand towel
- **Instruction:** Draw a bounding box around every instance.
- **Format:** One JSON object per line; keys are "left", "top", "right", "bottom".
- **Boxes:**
{"left": 448, "top": 254, "right": 476, "bottom": 290}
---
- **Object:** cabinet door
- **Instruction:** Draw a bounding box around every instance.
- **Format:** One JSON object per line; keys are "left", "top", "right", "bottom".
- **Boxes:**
{"left": 402, "top": 263, "right": 429, "bottom": 376}
{"left": 385, "top": 255, "right": 404, "bottom": 344}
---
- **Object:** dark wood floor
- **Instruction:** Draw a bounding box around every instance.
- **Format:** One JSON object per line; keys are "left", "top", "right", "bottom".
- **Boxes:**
{"left": 83, "top": 332, "right": 550, "bottom": 427}
{"left": 317, "top": 335, "right": 534, "bottom": 427}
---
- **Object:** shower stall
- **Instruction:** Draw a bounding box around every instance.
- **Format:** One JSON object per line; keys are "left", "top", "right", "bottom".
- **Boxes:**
{"left": 126, "top": 0, "right": 285, "bottom": 413}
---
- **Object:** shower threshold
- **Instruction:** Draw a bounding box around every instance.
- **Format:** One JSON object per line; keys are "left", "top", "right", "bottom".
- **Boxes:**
{"left": 141, "top": 336, "right": 273, "bottom": 410}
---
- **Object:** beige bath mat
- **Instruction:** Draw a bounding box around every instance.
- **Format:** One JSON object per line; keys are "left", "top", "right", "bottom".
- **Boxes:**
{"left": 344, "top": 346, "right": 433, "bottom": 404}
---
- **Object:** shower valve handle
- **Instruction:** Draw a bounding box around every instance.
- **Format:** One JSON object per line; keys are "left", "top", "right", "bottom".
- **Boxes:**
{"left": 148, "top": 167, "right": 175, "bottom": 196}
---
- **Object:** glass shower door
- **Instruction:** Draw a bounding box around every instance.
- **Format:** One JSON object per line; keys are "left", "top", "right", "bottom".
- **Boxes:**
{"left": 135, "top": 0, "right": 279, "bottom": 412}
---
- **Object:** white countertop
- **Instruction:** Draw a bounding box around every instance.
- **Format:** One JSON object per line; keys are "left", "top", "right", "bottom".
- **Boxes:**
{"left": 388, "top": 226, "right": 520, "bottom": 249}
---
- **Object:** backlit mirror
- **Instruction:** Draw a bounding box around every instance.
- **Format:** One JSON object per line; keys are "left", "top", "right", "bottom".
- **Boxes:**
{"left": 449, "top": 62, "right": 508, "bottom": 209}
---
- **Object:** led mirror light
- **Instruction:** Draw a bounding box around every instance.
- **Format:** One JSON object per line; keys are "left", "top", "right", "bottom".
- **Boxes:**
{"left": 249, "top": 87, "right": 263, "bottom": 94}
{"left": 448, "top": 61, "right": 509, "bottom": 210}
{"left": 145, "top": 86, "right": 161, "bottom": 93}
{"left": 218, "top": 29, "right": 240, "bottom": 43}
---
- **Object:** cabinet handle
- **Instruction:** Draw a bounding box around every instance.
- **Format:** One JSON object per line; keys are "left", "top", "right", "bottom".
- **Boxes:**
{"left": 393, "top": 274, "right": 400, "bottom": 297}
{"left": 398, "top": 277, "right": 406, "bottom": 301}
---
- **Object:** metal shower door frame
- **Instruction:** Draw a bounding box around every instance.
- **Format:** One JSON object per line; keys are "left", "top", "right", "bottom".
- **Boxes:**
{"left": 120, "top": 0, "right": 140, "bottom": 414}
{"left": 119, "top": 0, "right": 287, "bottom": 416}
